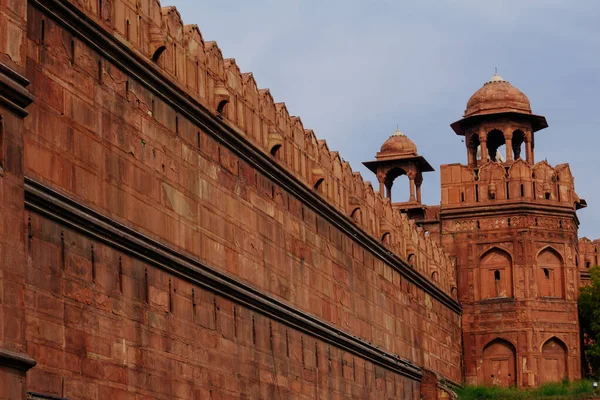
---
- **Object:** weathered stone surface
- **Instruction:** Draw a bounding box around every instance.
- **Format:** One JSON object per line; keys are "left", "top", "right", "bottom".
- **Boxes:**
{"left": 0, "top": 0, "right": 461, "bottom": 399}
{"left": 2, "top": 1, "right": 592, "bottom": 398}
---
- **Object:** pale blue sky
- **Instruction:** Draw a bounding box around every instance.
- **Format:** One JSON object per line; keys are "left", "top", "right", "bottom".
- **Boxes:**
{"left": 168, "top": 0, "right": 600, "bottom": 238}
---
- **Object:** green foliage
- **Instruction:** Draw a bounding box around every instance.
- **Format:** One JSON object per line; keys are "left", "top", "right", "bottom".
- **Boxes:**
{"left": 456, "top": 380, "right": 594, "bottom": 400}
{"left": 578, "top": 265, "right": 600, "bottom": 378}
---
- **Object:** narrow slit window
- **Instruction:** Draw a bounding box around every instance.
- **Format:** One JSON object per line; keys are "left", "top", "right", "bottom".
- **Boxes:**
{"left": 493, "top": 269, "right": 502, "bottom": 297}
{"left": 173, "top": 43, "right": 177, "bottom": 73}
{"left": 460, "top": 192, "right": 465, "bottom": 202}
{"left": 475, "top": 184, "right": 479, "bottom": 202}
{"left": 506, "top": 182, "right": 510, "bottom": 199}
{"left": 543, "top": 268, "right": 550, "bottom": 280}
{"left": 520, "top": 184, "right": 524, "bottom": 197}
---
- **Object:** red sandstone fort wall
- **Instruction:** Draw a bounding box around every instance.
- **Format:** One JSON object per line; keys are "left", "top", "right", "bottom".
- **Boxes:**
{"left": 23, "top": 210, "right": 425, "bottom": 399}
{"left": 0, "top": 0, "right": 463, "bottom": 398}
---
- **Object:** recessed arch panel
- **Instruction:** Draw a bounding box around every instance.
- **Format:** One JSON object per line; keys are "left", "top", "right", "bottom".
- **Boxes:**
{"left": 479, "top": 247, "right": 513, "bottom": 300}
{"left": 537, "top": 247, "right": 564, "bottom": 298}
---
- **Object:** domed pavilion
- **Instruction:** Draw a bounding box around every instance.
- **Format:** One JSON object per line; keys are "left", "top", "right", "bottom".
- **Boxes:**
{"left": 363, "top": 128, "right": 434, "bottom": 219}
{"left": 450, "top": 73, "right": 548, "bottom": 166}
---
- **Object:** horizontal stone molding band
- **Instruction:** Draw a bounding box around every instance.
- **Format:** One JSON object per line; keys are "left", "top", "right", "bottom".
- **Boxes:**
{"left": 29, "top": 0, "right": 461, "bottom": 314}
{"left": 0, "top": 349, "right": 36, "bottom": 372}
{"left": 27, "top": 393, "right": 68, "bottom": 400}
{"left": 0, "top": 62, "right": 34, "bottom": 117}
{"left": 24, "top": 177, "right": 427, "bottom": 381}
{"left": 440, "top": 203, "right": 580, "bottom": 222}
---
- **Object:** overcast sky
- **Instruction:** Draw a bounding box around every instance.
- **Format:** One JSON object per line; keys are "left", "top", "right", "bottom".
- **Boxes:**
{"left": 168, "top": 0, "right": 600, "bottom": 238}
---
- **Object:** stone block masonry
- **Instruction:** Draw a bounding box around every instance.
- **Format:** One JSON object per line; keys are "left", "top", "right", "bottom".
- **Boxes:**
{"left": 0, "top": 0, "right": 462, "bottom": 398}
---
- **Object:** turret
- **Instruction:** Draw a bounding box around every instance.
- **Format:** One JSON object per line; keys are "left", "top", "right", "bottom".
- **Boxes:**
{"left": 363, "top": 128, "right": 434, "bottom": 220}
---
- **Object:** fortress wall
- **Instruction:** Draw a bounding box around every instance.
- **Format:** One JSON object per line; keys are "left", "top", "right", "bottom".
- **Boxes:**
{"left": 16, "top": 0, "right": 463, "bottom": 397}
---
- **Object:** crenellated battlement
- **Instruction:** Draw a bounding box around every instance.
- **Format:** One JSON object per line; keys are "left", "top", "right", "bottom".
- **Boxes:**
{"left": 578, "top": 237, "right": 600, "bottom": 283}
{"left": 59, "top": 0, "right": 457, "bottom": 294}
{"left": 441, "top": 158, "right": 583, "bottom": 211}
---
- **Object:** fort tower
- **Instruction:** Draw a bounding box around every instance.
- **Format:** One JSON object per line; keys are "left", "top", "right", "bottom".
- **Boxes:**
{"left": 439, "top": 73, "right": 586, "bottom": 387}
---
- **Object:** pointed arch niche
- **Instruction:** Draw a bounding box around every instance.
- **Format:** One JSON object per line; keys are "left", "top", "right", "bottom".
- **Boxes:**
{"left": 479, "top": 248, "right": 513, "bottom": 300}
{"left": 540, "top": 337, "right": 567, "bottom": 384}
{"left": 483, "top": 339, "right": 517, "bottom": 387}
{"left": 537, "top": 247, "right": 564, "bottom": 298}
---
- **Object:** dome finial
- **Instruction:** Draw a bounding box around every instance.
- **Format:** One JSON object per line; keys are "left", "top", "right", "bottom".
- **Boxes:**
{"left": 488, "top": 67, "right": 505, "bottom": 84}
{"left": 392, "top": 125, "right": 405, "bottom": 137}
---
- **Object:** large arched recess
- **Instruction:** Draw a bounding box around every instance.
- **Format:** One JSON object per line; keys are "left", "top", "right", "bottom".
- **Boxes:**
{"left": 483, "top": 339, "right": 517, "bottom": 387}
{"left": 540, "top": 337, "right": 568, "bottom": 384}
{"left": 537, "top": 247, "right": 564, "bottom": 298}
{"left": 479, "top": 247, "right": 513, "bottom": 300}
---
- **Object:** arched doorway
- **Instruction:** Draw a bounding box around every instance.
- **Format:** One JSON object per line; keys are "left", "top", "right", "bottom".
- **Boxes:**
{"left": 540, "top": 337, "right": 567, "bottom": 384}
{"left": 483, "top": 339, "right": 517, "bottom": 387}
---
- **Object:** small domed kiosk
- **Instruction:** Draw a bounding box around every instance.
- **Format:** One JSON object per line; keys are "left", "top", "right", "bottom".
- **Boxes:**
{"left": 363, "top": 128, "right": 433, "bottom": 219}
{"left": 451, "top": 73, "right": 548, "bottom": 166}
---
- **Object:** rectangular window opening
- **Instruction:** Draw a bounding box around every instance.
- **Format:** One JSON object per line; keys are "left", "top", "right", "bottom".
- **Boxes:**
{"left": 543, "top": 268, "right": 550, "bottom": 280}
